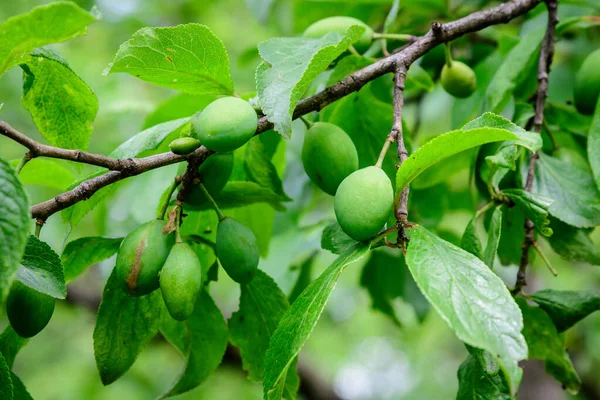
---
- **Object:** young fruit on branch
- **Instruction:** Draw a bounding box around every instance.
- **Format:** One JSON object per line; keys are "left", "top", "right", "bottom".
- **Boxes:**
{"left": 334, "top": 166, "right": 394, "bottom": 241}
{"left": 441, "top": 61, "right": 477, "bottom": 98}
{"left": 160, "top": 242, "right": 203, "bottom": 321}
{"left": 574, "top": 49, "right": 600, "bottom": 115}
{"left": 216, "top": 217, "right": 259, "bottom": 284}
{"left": 6, "top": 281, "right": 55, "bottom": 338}
{"left": 185, "top": 152, "right": 234, "bottom": 209}
{"left": 302, "top": 122, "right": 358, "bottom": 195}
{"left": 303, "top": 16, "right": 374, "bottom": 52}
{"left": 169, "top": 137, "right": 201, "bottom": 155}
{"left": 191, "top": 97, "right": 258, "bottom": 152}
{"left": 116, "top": 220, "right": 175, "bottom": 296}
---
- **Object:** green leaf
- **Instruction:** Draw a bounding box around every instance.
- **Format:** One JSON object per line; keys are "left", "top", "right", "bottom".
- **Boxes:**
{"left": 405, "top": 64, "right": 434, "bottom": 92}
{"left": 21, "top": 48, "right": 98, "bottom": 150}
{"left": 530, "top": 289, "right": 600, "bottom": 332}
{"left": 530, "top": 153, "right": 600, "bottom": 228}
{"left": 589, "top": 99, "right": 600, "bottom": 189}
{"left": 257, "top": 26, "right": 365, "bottom": 138}
{"left": 321, "top": 222, "right": 357, "bottom": 255}
{"left": 483, "top": 206, "right": 502, "bottom": 269}
{"left": 0, "top": 2, "right": 96, "bottom": 76}
{"left": 545, "top": 103, "right": 591, "bottom": 138}
{"left": 210, "top": 181, "right": 287, "bottom": 212}
{"left": 517, "top": 298, "right": 581, "bottom": 394}
{"left": 62, "top": 237, "right": 123, "bottom": 283}
{"left": 160, "top": 290, "right": 228, "bottom": 398}
{"left": 461, "top": 217, "right": 483, "bottom": 260}
{"left": 497, "top": 205, "right": 526, "bottom": 266}
{"left": 10, "top": 373, "right": 32, "bottom": 400}
{"left": 228, "top": 204, "right": 274, "bottom": 257}
{"left": 288, "top": 254, "right": 315, "bottom": 304}
{"left": 106, "top": 24, "right": 233, "bottom": 95}
{"left": 483, "top": 29, "right": 543, "bottom": 113}
{"left": 0, "top": 157, "right": 30, "bottom": 303}
{"left": 0, "top": 353, "right": 12, "bottom": 400}
{"left": 9, "top": 158, "right": 75, "bottom": 190}
{"left": 263, "top": 243, "right": 370, "bottom": 397}
{"left": 395, "top": 127, "right": 518, "bottom": 195}
{"left": 501, "top": 189, "right": 553, "bottom": 236}
{"left": 244, "top": 136, "right": 289, "bottom": 200}
{"left": 93, "top": 271, "right": 162, "bottom": 385}
{"left": 456, "top": 354, "right": 510, "bottom": 400}
{"left": 461, "top": 112, "right": 541, "bottom": 152}
{"left": 61, "top": 118, "right": 189, "bottom": 226}
{"left": 546, "top": 218, "right": 600, "bottom": 266}
{"left": 17, "top": 235, "right": 66, "bottom": 299}
{"left": 0, "top": 327, "right": 27, "bottom": 369}
{"left": 405, "top": 225, "right": 527, "bottom": 393}
{"left": 230, "top": 270, "right": 299, "bottom": 398}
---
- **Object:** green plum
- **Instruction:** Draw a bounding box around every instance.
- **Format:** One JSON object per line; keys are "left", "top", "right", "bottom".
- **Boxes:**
{"left": 216, "top": 218, "right": 259, "bottom": 284}
{"left": 6, "top": 280, "right": 55, "bottom": 338}
{"left": 441, "top": 61, "right": 477, "bottom": 98}
{"left": 303, "top": 16, "right": 374, "bottom": 52}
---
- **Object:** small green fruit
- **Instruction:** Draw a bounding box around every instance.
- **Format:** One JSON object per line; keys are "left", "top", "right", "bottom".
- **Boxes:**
{"left": 185, "top": 152, "right": 234, "bottom": 208}
{"left": 441, "top": 61, "right": 477, "bottom": 98}
{"left": 191, "top": 97, "right": 257, "bottom": 152}
{"left": 116, "top": 220, "right": 175, "bottom": 296}
{"left": 216, "top": 218, "right": 259, "bottom": 284}
{"left": 302, "top": 122, "right": 358, "bottom": 195}
{"left": 160, "top": 242, "right": 203, "bottom": 321}
{"left": 169, "top": 137, "right": 201, "bottom": 155}
{"left": 334, "top": 166, "right": 394, "bottom": 241}
{"left": 6, "top": 281, "right": 55, "bottom": 338}
{"left": 303, "top": 16, "right": 374, "bottom": 52}
{"left": 574, "top": 49, "right": 600, "bottom": 115}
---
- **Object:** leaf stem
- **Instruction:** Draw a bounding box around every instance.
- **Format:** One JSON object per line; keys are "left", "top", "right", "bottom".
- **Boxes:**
{"left": 475, "top": 201, "right": 495, "bottom": 220}
{"left": 34, "top": 219, "right": 44, "bottom": 238}
{"left": 372, "top": 32, "right": 413, "bottom": 41}
{"left": 532, "top": 241, "right": 558, "bottom": 277}
{"left": 300, "top": 115, "right": 314, "bottom": 130}
{"left": 198, "top": 182, "right": 226, "bottom": 221}
{"left": 15, "top": 152, "right": 31, "bottom": 174}
{"left": 444, "top": 42, "right": 453, "bottom": 67}
{"left": 157, "top": 175, "right": 183, "bottom": 220}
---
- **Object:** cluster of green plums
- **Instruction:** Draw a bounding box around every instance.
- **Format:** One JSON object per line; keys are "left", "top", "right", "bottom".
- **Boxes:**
{"left": 116, "top": 96, "right": 260, "bottom": 321}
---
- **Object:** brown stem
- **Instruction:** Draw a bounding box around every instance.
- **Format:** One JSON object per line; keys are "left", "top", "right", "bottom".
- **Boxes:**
{"left": 393, "top": 65, "right": 409, "bottom": 222}
{"left": 514, "top": 0, "right": 558, "bottom": 293}
{"left": 3, "top": 0, "right": 545, "bottom": 222}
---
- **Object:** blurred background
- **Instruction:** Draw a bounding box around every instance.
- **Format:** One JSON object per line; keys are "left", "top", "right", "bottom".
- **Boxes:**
{"left": 0, "top": 0, "right": 599, "bottom": 399}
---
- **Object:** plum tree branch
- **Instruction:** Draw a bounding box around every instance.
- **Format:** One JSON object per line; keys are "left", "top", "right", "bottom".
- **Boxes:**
{"left": 515, "top": 0, "right": 558, "bottom": 293}
{"left": 0, "top": 0, "right": 544, "bottom": 222}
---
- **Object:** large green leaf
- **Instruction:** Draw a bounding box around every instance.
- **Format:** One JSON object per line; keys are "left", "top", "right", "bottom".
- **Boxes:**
{"left": 62, "top": 237, "right": 123, "bottom": 283}
{"left": 22, "top": 48, "right": 98, "bottom": 150}
{"left": 0, "top": 353, "right": 12, "bottom": 400}
{"left": 263, "top": 243, "right": 370, "bottom": 398}
{"left": 321, "top": 222, "right": 357, "bottom": 255}
{"left": 9, "top": 158, "right": 74, "bottom": 190}
{"left": 106, "top": 24, "right": 233, "bottom": 95}
{"left": 10, "top": 373, "right": 32, "bottom": 400}
{"left": 589, "top": 100, "right": 600, "bottom": 189}
{"left": 93, "top": 271, "right": 162, "bottom": 385}
{"left": 0, "top": 157, "right": 30, "bottom": 303}
{"left": 530, "top": 289, "right": 600, "bottom": 332}
{"left": 61, "top": 118, "right": 189, "bottom": 226}
{"left": 546, "top": 218, "right": 600, "bottom": 266}
{"left": 229, "top": 270, "right": 299, "bottom": 399}
{"left": 0, "top": 2, "right": 96, "bottom": 76}
{"left": 518, "top": 299, "right": 581, "bottom": 394}
{"left": 456, "top": 354, "right": 510, "bottom": 400}
{"left": 244, "top": 136, "right": 289, "bottom": 200}
{"left": 159, "top": 290, "right": 228, "bottom": 398}
{"left": 256, "top": 25, "right": 365, "bottom": 138}
{"left": 483, "top": 29, "right": 543, "bottom": 113}
{"left": 530, "top": 153, "right": 600, "bottom": 228}
{"left": 210, "top": 181, "right": 288, "bottom": 212}
{"left": 501, "top": 189, "right": 553, "bottom": 236}
{"left": 0, "top": 327, "right": 27, "bottom": 369}
{"left": 17, "top": 235, "right": 66, "bottom": 299}
{"left": 405, "top": 225, "right": 527, "bottom": 393}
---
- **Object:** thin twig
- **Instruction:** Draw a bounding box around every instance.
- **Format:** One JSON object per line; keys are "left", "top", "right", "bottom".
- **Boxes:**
{"left": 514, "top": 0, "right": 558, "bottom": 293}
{"left": 3, "top": 0, "right": 544, "bottom": 222}
{"left": 393, "top": 65, "right": 409, "bottom": 221}
{"left": 15, "top": 152, "right": 32, "bottom": 174}
{"left": 0, "top": 121, "right": 136, "bottom": 171}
